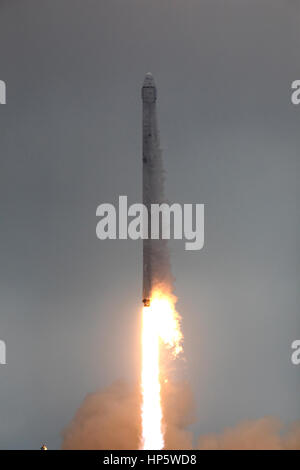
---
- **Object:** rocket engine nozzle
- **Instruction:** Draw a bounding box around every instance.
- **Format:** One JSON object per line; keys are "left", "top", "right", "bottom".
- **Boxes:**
{"left": 143, "top": 298, "right": 151, "bottom": 307}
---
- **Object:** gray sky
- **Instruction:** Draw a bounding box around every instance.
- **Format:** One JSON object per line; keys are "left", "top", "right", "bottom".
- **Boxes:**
{"left": 0, "top": 0, "right": 299, "bottom": 449}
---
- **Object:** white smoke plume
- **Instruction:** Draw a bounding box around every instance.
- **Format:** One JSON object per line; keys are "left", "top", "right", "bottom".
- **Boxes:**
{"left": 197, "top": 417, "right": 300, "bottom": 450}
{"left": 62, "top": 381, "right": 141, "bottom": 450}
{"left": 62, "top": 380, "right": 300, "bottom": 450}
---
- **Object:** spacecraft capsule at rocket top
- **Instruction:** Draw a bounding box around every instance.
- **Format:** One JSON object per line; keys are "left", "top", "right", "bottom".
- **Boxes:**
{"left": 142, "top": 72, "right": 157, "bottom": 103}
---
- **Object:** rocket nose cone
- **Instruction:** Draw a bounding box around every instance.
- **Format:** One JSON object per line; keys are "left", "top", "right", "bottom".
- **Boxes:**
{"left": 143, "top": 72, "right": 155, "bottom": 87}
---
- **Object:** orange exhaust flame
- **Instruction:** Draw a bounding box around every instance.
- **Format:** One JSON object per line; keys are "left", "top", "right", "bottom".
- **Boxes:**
{"left": 140, "top": 290, "right": 183, "bottom": 450}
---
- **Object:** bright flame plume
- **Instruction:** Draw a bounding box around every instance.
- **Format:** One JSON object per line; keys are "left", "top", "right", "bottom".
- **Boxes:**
{"left": 140, "top": 290, "right": 183, "bottom": 449}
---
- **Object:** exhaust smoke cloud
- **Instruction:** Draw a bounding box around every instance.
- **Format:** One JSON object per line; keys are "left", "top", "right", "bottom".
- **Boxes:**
{"left": 62, "top": 381, "right": 300, "bottom": 449}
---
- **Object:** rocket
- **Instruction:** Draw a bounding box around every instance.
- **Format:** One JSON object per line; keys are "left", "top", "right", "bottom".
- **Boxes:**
{"left": 142, "top": 73, "right": 169, "bottom": 307}
{"left": 142, "top": 73, "right": 157, "bottom": 307}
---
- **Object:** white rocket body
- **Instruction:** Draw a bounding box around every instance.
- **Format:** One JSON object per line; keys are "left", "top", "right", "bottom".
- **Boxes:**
{"left": 142, "top": 73, "right": 171, "bottom": 306}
